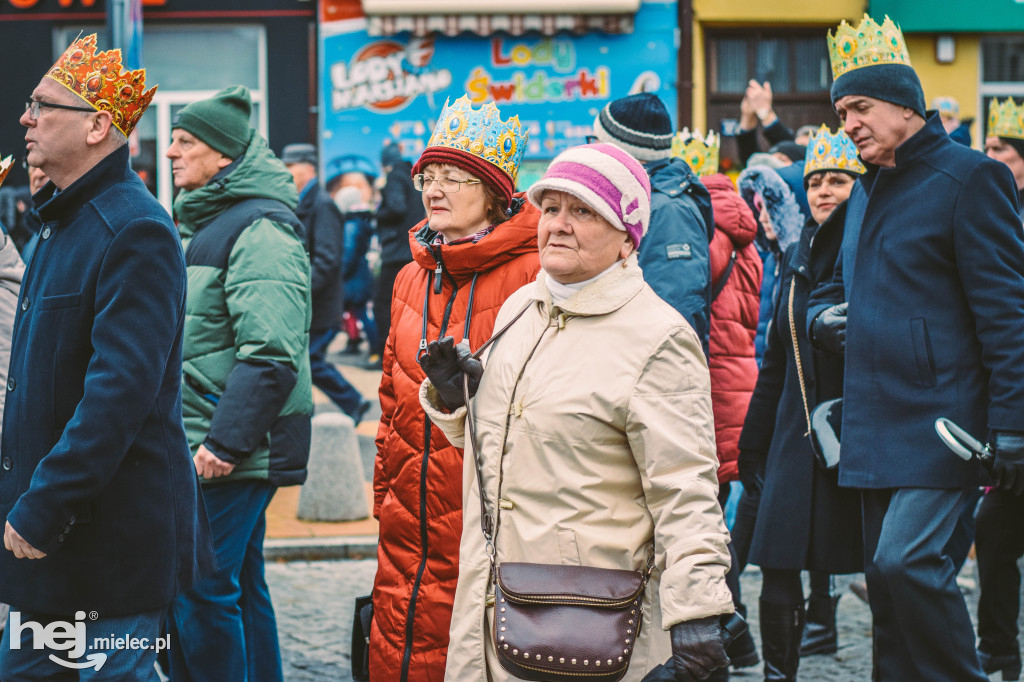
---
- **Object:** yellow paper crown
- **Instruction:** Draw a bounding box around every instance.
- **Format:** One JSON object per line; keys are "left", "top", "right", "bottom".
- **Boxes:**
{"left": 988, "top": 98, "right": 1024, "bottom": 141}
{"left": 425, "top": 96, "right": 527, "bottom": 182}
{"left": 671, "top": 128, "right": 720, "bottom": 177}
{"left": 828, "top": 15, "right": 912, "bottom": 80}
{"left": 0, "top": 156, "right": 13, "bottom": 190}
{"left": 45, "top": 34, "right": 157, "bottom": 138}
{"left": 804, "top": 125, "right": 866, "bottom": 177}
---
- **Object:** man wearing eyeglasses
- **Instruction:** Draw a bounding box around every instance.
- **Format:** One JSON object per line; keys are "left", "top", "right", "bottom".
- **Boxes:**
{"left": 0, "top": 35, "right": 216, "bottom": 679}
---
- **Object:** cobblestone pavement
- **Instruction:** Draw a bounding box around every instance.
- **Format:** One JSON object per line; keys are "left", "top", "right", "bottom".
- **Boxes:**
{"left": 268, "top": 558, "right": 1010, "bottom": 681}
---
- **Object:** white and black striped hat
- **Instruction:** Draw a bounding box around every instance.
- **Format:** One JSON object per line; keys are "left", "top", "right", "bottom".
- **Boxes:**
{"left": 592, "top": 93, "right": 673, "bottom": 163}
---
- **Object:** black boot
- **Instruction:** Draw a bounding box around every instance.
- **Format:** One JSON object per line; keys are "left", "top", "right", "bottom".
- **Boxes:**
{"left": 760, "top": 600, "right": 805, "bottom": 682}
{"left": 979, "top": 649, "right": 1022, "bottom": 681}
{"left": 728, "top": 603, "right": 759, "bottom": 669}
{"left": 799, "top": 592, "right": 839, "bottom": 656}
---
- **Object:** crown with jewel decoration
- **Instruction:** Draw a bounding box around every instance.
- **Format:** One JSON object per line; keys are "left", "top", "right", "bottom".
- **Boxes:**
{"left": 828, "top": 15, "right": 911, "bottom": 80}
{"left": 804, "top": 125, "right": 866, "bottom": 178}
{"left": 45, "top": 34, "right": 157, "bottom": 138}
{"left": 988, "top": 98, "right": 1024, "bottom": 141}
{"left": 424, "top": 96, "right": 527, "bottom": 183}
{"left": 671, "top": 128, "right": 719, "bottom": 177}
{"left": 0, "top": 156, "right": 13, "bottom": 189}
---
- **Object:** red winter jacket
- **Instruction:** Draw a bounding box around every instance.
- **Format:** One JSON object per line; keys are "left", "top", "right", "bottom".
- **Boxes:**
{"left": 371, "top": 196, "right": 541, "bottom": 681}
{"left": 702, "top": 174, "right": 762, "bottom": 485}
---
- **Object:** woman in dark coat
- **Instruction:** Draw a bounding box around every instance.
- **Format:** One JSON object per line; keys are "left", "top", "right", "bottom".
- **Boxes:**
{"left": 738, "top": 126, "right": 865, "bottom": 681}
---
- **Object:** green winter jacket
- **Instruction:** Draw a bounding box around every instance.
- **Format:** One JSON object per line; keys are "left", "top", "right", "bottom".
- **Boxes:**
{"left": 175, "top": 131, "right": 313, "bottom": 487}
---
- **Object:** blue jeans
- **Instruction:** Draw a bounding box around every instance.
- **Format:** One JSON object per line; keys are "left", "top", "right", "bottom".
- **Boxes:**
{"left": 862, "top": 487, "right": 986, "bottom": 681}
{"left": 167, "top": 480, "right": 281, "bottom": 682}
{"left": 0, "top": 607, "right": 163, "bottom": 681}
{"left": 309, "top": 328, "right": 365, "bottom": 419}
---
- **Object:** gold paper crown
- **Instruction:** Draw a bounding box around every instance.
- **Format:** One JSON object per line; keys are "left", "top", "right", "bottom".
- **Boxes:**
{"left": 0, "top": 156, "right": 12, "bottom": 190}
{"left": 45, "top": 34, "right": 157, "bottom": 138}
{"left": 425, "top": 96, "right": 527, "bottom": 182}
{"left": 988, "top": 98, "right": 1024, "bottom": 141}
{"left": 828, "top": 15, "right": 912, "bottom": 80}
{"left": 804, "top": 125, "right": 866, "bottom": 177}
{"left": 671, "top": 128, "right": 720, "bottom": 177}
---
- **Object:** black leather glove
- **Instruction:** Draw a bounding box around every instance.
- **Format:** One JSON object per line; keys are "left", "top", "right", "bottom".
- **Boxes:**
{"left": 738, "top": 449, "right": 765, "bottom": 496}
{"left": 670, "top": 616, "right": 730, "bottom": 681}
{"left": 991, "top": 430, "right": 1024, "bottom": 496}
{"left": 811, "top": 302, "right": 848, "bottom": 355}
{"left": 419, "top": 336, "right": 484, "bottom": 411}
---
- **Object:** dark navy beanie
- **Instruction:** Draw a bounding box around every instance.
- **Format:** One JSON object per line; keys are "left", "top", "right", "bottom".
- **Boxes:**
{"left": 1002, "top": 137, "right": 1024, "bottom": 162}
{"left": 592, "top": 93, "right": 673, "bottom": 162}
{"left": 831, "top": 63, "right": 926, "bottom": 119}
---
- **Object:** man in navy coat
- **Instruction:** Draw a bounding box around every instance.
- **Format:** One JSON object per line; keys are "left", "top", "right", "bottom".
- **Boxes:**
{"left": 807, "top": 15, "right": 1024, "bottom": 680}
{"left": 0, "top": 35, "right": 213, "bottom": 679}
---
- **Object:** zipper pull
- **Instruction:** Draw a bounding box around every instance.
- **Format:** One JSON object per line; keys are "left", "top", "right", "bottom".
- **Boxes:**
{"left": 433, "top": 262, "right": 443, "bottom": 294}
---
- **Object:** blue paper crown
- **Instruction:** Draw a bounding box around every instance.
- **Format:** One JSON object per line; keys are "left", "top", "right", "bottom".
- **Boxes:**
{"left": 804, "top": 125, "right": 866, "bottom": 177}
{"left": 425, "top": 96, "right": 528, "bottom": 182}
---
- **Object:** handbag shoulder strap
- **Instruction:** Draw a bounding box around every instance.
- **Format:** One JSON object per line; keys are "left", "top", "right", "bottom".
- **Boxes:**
{"left": 711, "top": 250, "right": 737, "bottom": 302}
{"left": 464, "top": 300, "right": 534, "bottom": 550}
{"left": 788, "top": 276, "right": 813, "bottom": 437}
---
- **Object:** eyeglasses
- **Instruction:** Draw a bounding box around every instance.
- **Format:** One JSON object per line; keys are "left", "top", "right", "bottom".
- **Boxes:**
{"left": 24, "top": 99, "right": 96, "bottom": 120}
{"left": 413, "top": 174, "right": 482, "bottom": 192}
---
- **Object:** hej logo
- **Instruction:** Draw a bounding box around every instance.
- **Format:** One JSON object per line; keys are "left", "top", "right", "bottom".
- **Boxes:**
{"left": 8, "top": 611, "right": 107, "bottom": 671}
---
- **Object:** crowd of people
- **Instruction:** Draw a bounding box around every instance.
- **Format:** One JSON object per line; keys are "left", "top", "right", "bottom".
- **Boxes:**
{"left": 1, "top": 11, "right": 1024, "bottom": 682}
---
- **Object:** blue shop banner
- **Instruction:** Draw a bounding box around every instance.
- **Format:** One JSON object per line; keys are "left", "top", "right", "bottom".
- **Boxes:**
{"left": 319, "top": 1, "right": 678, "bottom": 186}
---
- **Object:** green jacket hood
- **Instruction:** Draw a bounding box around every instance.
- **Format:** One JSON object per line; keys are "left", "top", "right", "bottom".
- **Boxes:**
{"left": 174, "top": 132, "right": 299, "bottom": 235}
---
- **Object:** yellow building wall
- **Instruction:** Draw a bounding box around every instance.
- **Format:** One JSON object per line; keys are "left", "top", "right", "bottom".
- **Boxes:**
{"left": 689, "top": 0, "right": 866, "bottom": 131}
{"left": 906, "top": 34, "right": 981, "bottom": 146}
{"left": 692, "top": 0, "right": 866, "bottom": 24}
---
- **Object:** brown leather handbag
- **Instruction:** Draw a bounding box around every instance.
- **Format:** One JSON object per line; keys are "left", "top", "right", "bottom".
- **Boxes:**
{"left": 460, "top": 304, "right": 653, "bottom": 682}
{"left": 493, "top": 562, "right": 648, "bottom": 681}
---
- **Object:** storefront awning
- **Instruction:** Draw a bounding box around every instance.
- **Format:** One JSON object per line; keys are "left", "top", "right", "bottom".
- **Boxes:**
{"left": 361, "top": 0, "right": 640, "bottom": 36}
{"left": 870, "top": 0, "right": 1024, "bottom": 31}
{"left": 362, "top": 0, "right": 640, "bottom": 13}
{"left": 366, "top": 13, "right": 636, "bottom": 37}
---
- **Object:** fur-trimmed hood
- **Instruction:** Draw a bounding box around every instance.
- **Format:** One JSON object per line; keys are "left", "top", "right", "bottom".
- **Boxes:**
{"left": 737, "top": 165, "right": 804, "bottom": 253}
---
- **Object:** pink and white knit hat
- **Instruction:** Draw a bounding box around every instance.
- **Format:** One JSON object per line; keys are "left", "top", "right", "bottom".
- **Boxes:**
{"left": 526, "top": 143, "right": 652, "bottom": 248}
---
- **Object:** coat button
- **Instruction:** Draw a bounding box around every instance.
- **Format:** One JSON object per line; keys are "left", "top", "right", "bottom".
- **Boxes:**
{"left": 6, "top": 378, "right": 14, "bottom": 391}
{"left": 57, "top": 534, "right": 65, "bottom": 543}
{"left": 1, "top": 458, "right": 10, "bottom": 471}
{"left": 41, "top": 227, "right": 51, "bottom": 240}
{"left": 20, "top": 298, "right": 29, "bottom": 311}
{"left": 63, "top": 525, "right": 71, "bottom": 534}
{"left": 69, "top": 515, "right": 76, "bottom": 525}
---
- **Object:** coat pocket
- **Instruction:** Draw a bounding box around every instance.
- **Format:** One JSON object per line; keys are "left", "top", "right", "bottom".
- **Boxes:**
{"left": 40, "top": 292, "right": 81, "bottom": 310}
{"left": 909, "top": 318, "right": 937, "bottom": 389}
{"left": 556, "top": 528, "right": 581, "bottom": 566}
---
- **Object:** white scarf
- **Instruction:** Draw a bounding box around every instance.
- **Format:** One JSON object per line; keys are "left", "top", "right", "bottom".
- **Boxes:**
{"left": 544, "top": 260, "right": 623, "bottom": 305}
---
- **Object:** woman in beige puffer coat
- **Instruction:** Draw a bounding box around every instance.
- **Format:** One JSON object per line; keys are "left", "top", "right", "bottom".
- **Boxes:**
{"left": 420, "top": 143, "right": 734, "bottom": 681}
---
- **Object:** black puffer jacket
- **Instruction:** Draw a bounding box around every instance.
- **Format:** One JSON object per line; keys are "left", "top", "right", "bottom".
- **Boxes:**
{"left": 376, "top": 160, "right": 422, "bottom": 265}
{"left": 295, "top": 181, "right": 345, "bottom": 330}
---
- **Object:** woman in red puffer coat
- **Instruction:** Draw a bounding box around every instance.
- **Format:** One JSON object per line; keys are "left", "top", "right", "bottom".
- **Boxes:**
{"left": 370, "top": 96, "right": 540, "bottom": 682}
{"left": 700, "top": 172, "right": 762, "bottom": 487}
